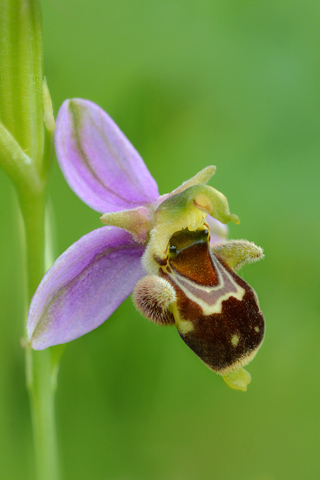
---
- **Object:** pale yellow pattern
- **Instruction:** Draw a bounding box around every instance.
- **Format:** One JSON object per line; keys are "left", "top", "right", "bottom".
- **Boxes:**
{"left": 231, "top": 334, "right": 240, "bottom": 346}
{"left": 171, "top": 304, "right": 194, "bottom": 334}
{"left": 167, "top": 254, "right": 245, "bottom": 316}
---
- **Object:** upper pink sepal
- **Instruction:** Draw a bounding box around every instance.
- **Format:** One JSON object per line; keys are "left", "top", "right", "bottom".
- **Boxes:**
{"left": 55, "top": 99, "right": 159, "bottom": 213}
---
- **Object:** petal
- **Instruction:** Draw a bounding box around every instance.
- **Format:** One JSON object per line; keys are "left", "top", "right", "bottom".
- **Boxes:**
{"left": 27, "top": 227, "right": 145, "bottom": 349}
{"left": 158, "top": 165, "right": 216, "bottom": 204}
{"left": 211, "top": 240, "right": 264, "bottom": 270}
{"left": 100, "top": 206, "right": 151, "bottom": 243}
{"left": 55, "top": 99, "right": 159, "bottom": 213}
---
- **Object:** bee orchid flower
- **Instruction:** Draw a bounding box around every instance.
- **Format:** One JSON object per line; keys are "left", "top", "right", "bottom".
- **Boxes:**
{"left": 27, "top": 99, "right": 265, "bottom": 391}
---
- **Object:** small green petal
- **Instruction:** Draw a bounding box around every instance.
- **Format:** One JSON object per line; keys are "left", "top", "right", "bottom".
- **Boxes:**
{"left": 163, "top": 165, "right": 216, "bottom": 198}
{"left": 212, "top": 240, "right": 264, "bottom": 270}
{"left": 100, "top": 206, "right": 151, "bottom": 243}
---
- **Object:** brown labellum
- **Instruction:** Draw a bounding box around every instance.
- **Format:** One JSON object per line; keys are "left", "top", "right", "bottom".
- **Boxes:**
{"left": 160, "top": 228, "right": 265, "bottom": 375}
{"left": 133, "top": 227, "right": 264, "bottom": 377}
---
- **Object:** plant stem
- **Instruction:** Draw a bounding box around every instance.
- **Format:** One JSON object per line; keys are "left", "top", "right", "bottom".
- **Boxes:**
{"left": 26, "top": 348, "right": 60, "bottom": 480}
{"left": 19, "top": 188, "right": 61, "bottom": 480}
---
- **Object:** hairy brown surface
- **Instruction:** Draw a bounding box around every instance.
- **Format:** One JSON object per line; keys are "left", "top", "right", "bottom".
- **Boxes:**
{"left": 161, "top": 230, "right": 265, "bottom": 372}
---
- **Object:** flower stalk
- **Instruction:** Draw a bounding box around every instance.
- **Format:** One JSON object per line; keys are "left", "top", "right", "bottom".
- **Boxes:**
{"left": 19, "top": 136, "right": 61, "bottom": 480}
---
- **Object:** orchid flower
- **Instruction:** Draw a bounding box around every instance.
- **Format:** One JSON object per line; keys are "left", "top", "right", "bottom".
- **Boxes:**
{"left": 27, "top": 99, "right": 265, "bottom": 391}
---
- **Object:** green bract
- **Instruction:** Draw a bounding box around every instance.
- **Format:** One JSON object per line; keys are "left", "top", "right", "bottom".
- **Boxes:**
{"left": 0, "top": 0, "right": 54, "bottom": 192}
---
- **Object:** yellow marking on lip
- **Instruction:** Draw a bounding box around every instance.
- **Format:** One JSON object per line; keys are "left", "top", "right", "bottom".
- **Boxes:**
{"left": 222, "top": 368, "right": 251, "bottom": 392}
{"left": 167, "top": 255, "right": 245, "bottom": 316}
{"left": 171, "top": 304, "right": 194, "bottom": 334}
{"left": 231, "top": 334, "right": 239, "bottom": 346}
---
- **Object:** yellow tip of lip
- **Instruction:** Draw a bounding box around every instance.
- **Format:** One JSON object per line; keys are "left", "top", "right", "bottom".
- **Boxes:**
{"left": 222, "top": 368, "right": 251, "bottom": 391}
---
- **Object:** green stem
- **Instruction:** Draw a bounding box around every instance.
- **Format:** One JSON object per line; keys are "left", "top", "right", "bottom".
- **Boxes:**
{"left": 19, "top": 188, "right": 61, "bottom": 480}
{"left": 26, "top": 348, "right": 60, "bottom": 480}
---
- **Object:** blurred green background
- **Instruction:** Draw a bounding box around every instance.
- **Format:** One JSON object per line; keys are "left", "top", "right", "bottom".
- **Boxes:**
{"left": 1, "top": 0, "right": 320, "bottom": 479}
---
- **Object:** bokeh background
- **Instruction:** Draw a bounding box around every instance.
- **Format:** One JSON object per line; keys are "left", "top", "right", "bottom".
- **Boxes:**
{"left": 1, "top": 0, "right": 320, "bottom": 479}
